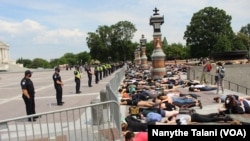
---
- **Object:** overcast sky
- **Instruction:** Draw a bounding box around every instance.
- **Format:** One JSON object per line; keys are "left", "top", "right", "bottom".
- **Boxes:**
{"left": 0, "top": 0, "right": 249, "bottom": 61}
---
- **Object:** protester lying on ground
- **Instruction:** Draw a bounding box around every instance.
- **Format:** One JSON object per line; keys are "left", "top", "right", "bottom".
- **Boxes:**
{"left": 185, "top": 80, "right": 200, "bottom": 86}
{"left": 189, "top": 84, "right": 217, "bottom": 92}
{"left": 218, "top": 95, "right": 250, "bottom": 114}
{"left": 139, "top": 106, "right": 179, "bottom": 119}
{"left": 121, "top": 115, "right": 176, "bottom": 132}
{"left": 120, "top": 98, "right": 156, "bottom": 107}
{"left": 167, "top": 110, "right": 233, "bottom": 125}
{"left": 156, "top": 93, "right": 202, "bottom": 109}
{"left": 213, "top": 94, "right": 250, "bottom": 103}
{"left": 160, "top": 88, "right": 201, "bottom": 99}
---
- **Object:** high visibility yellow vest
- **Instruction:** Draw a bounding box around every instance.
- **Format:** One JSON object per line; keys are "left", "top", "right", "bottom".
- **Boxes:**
{"left": 74, "top": 70, "right": 81, "bottom": 79}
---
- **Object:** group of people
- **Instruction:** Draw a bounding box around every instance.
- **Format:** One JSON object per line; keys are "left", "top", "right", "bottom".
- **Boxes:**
{"left": 20, "top": 68, "right": 65, "bottom": 121}
{"left": 200, "top": 58, "right": 225, "bottom": 94}
{"left": 20, "top": 62, "right": 124, "bottom": 122}
{"left": 119, "top": 62, "right": 249, "bottom": 140}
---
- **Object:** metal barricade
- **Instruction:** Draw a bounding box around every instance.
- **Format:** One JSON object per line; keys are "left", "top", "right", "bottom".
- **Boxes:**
{"left": 0, "top": 101, "right": 121, "bottom": 141}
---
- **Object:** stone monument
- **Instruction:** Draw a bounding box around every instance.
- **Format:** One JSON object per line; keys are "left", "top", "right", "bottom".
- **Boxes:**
{"left": 0, "top": 41, "right": 24, "bottom": 71}
{"left": 134, "top": 46, "right": 141, "bottom": 67}
{"left": 149, "top": 8, "right": 166, "bottom": 79}
{"left": 140, "top": 34, "right": 148, "bottom": 70}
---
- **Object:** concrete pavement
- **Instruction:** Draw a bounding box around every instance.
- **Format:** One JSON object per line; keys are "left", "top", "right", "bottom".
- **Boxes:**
{"left": 0, "top": 69, "right": 117, "bottom": 121}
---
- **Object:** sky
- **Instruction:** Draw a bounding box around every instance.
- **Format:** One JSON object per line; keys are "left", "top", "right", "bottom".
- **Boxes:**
{"left": 0, "top": 0, "right": 249, "bottom": 61}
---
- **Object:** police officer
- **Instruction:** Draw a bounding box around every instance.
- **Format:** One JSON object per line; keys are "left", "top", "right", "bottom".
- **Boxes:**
{"left": 52, "top": 67, "right": 64, "bottom": 106}
{"left": 94, "top": 65, "right": 99, "bottom": 84}
{"left": 21, "top": 70, "right": 38, "bottom": 122}
{"left": 86, "top": 64, "right": 93, "bottom": 87}
{"left": 74, "top": 66, "right": 81, "bottom": 94}
{"left": 98, "top": 65, "right": 102, "bottom": 80}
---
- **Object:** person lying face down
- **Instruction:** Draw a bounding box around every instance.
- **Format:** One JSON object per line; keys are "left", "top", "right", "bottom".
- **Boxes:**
{"left": 218, "top": 95, "right": 250, "bottom": 114}
{"left": 156, "top": 93, "right": 202, "bottom": 109}
{"left": 188, "top": 84, "right": 217, "bottom": 92}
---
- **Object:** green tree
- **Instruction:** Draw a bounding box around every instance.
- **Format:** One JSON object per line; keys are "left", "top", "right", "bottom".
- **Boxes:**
{"left": 145, "top": 41, "right": 154, "bottom": 61}
{"left": 16, "top": 58, "right": 32, "bottom": 68}
{"left": 60, "top": 53, "right": 77, "bottom": 66}
{"left": 240, "top": 23, "right": 250, "bottom": 37}
{"left": 30, "top": 58, "right": 50, "bottom": 68}
{"left": 213, "top": 35, "right": 232, "bottom": 52}
{"left": 164, "top": 43, "right": 188, "bottom": 60}
{"left": 232, "top": 33, "right": 248, "bottom": 50}
{"left": 86, "top": 21, "right": 137, "bottom": 62}
{"left": 76, "top": 51, "right": 91, "bottom": 65}
{"left": 184, "top": 7, "right": 234, "bottom": 58}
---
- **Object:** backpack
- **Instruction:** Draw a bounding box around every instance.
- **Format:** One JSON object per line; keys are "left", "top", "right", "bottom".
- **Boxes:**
{"left": 146, "top": 112, "right": 162, "bottom": 122}
{"left": 218, "top": 66, "right": 225, "bottom": 78}
{"left": 206, "top": 64, "right": 212, "bottom": 72}
{"left": 129, "top": 106, "right": 140, "bottom": 115}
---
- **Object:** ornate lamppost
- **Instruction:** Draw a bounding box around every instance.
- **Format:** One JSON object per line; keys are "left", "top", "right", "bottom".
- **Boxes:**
{"left": 140, "top": 34, "right": 148, "bottom": 70}
{"left": 134, "top": 46, "right": 140, "bottom": 67}
{"left": 150, "top": 7, "right": 166, "bottom": 79}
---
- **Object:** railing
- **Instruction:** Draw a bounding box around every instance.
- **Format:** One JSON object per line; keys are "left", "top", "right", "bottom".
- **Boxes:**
{"left": 0, "top": 64, "right": 127, "bottom": 141}
{"left": 0, "top": 101, "right": 121, "bottom": 141}
{"left": 187, "top": 67, "right": 250, "bottom": 95}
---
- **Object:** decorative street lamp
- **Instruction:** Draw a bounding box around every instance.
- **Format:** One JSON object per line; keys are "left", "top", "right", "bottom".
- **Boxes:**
{"left": 140, "top": 34, "right": 148, "bottom": 70}
{"left": 150, "top": 7, "right": 166, "bottom": 79}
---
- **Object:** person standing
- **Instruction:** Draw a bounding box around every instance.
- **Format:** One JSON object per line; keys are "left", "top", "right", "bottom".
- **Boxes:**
{"left": 21, "top": 70, "right": 38, "bottom": 122}
{"left": 74, "top": 66, "right": 81, "bottom": 94}
{"left": 94, "top": 65, "right": 99, "bottom": 84}
{"left": 200, "top": 58, "right": 210, "bottom": 84}
{"left": 86, "top": 64, "right": 93, "bottom": 87}
{"left": 52, "top": 67, "right": 64, "bottom": 106}
{"left": 216, "top": 62, "right": 225, "bottom": 94}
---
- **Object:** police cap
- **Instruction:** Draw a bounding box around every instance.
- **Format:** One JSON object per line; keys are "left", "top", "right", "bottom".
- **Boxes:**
{"left": 25, "top": 70, "right": 33, "bottom": 76}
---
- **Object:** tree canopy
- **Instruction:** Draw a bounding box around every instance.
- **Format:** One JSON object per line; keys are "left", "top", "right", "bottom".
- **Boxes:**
{"left": 86, "top": 21, "right": 137, "bottom": 62}
{"left": 184, "top": 7, "right": 234, "bottom": 58}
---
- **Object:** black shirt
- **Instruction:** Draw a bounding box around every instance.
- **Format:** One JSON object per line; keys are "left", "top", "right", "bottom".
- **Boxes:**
{"left": 20, "top": 77, "right": 35, "bottom": 96}
{"left": 52, "top": 73, "right": 61, "bottom": 88}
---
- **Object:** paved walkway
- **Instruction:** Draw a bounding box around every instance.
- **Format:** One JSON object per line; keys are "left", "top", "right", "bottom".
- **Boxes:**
{"left": 0, "top": 69, "right": 117, "bottom": 121}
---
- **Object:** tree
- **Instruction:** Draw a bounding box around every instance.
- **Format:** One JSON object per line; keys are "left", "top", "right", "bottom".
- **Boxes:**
{"left": 232, "top": 33, "right": 248, "bottom": 51}
{"left": 213, "top": 35, "right": 232, "bottom": 52}
{"left": 76, "top": 51, "right": 91, "bottom": 65}
{"left": 30, "top": 58, "right": 50, "bottom": 68}
{"left": 86, "top": 21, "right": 137, "bottom": 62}
{"left": 184, "top": 7, "right": 234, "bottom": 58}
{"left": 240, "top": 23, "right": 250, "bottom": 37}
{"left": 16, "top": 58, "right": 32, "bottom": 68}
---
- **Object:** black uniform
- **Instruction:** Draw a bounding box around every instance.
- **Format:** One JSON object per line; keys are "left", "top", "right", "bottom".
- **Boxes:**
{"left": 21, "top": 70, "right": 36, "bottom": 121}
{"left": 94, "top": 66, "right": 99, "bottom": 84}
{"left": 52, "top": 68, "right": 63, "bottom": 105}
{"left": 86, "top": 66, "right": 92, "bottom": 87}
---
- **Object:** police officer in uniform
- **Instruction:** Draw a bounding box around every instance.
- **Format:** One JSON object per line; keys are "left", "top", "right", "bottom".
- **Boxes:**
{"left": 94, "top": 65, "right": 99, "bottom": 84}
{"left": 74, "top": 66, "right": 81, "bottom": 94}
{"left": 99, "top": 65, "right": 103, "bottom": 80}
{"left": 86, "top": 64, "right": 93, "bottom": 87}
{"left": 52, "top": 67, "right": 64, "bottom": 106}
{"left": 21, "top": 70, "right": 38, "bottom": 122}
